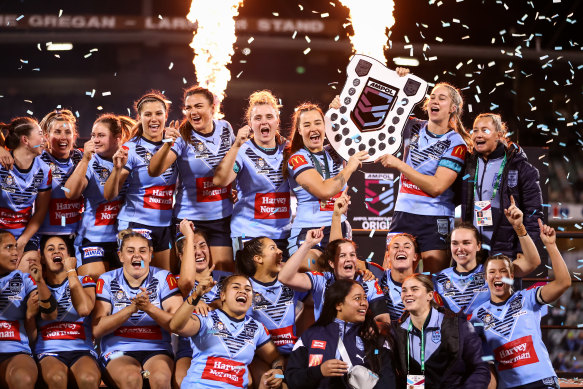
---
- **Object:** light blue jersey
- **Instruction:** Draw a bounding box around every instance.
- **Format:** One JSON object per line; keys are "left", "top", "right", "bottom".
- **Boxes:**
{"left": 380, "top": 269, "right": 405, "bottom": 322}
{"left": 434, "top": 264, "right": 489, "bottom": 315}
{"left": 0, "top": 270, "right": 37, "bottom": 353}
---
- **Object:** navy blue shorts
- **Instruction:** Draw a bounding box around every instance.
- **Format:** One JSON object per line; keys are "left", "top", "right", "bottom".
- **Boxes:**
{"left": 118, "top": 221, "right": 172, "bottom": 253}
{"left": 37, "top": 350, "right": 98, "bottom": 368}
{"left": 389, "top": 211, "right": 452, "bottom": 252}
{"left": 23, "top": 234, "right": 41, "bottom": 253}
{"left": 79, "top": 239, "right": 120, "bottom": 267}
{"left": 100, "top": 350, "right": 174, "bottom": 368}
{"left": 508, "top": 376, "right": 559, "bottom": 389}
{"left": 0, "top": 352, "right": 31, "bottom": 365}
{"left": 175, "top": 337, "right": 192, "bottom": 360}
{"left": 172, "top": 216, "right": 231, "bottom": 247}
{"left": 288, "top": 223, "right": 348, "bottom": 256}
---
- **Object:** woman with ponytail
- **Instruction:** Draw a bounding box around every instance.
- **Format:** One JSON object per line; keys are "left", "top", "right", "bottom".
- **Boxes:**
{"left": 0, "top": 117, "right": 51, "bottom": 262}
{"left": 371, "top": 73, "right": 472, "bottom": 274}
{"left": 64, "top": 114, "right": 135, "bottom": 281}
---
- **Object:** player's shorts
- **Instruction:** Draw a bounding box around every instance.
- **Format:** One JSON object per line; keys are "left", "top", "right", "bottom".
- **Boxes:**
{"left": 389, "top": 211, "right": 452, "bottom": 252}
{"left": 100, "top": 349, "right": 174, "bottom": 367}
{"left": 118, "top": 221, "right": 172, "bottom": 253}
{"left": 508, "top": 376, "right": 559, "bottom": 389}
{"left": 172, "top": 216, "right": 232, "bottom": 247}
{"left": 175, "top": 336, "right": 192, "bottom": 360}
{"left": 37, "top": 350, "right": 98, "bottom": 367}
{"left": 77, "top": 238, "right": 120, "bottom": 267}
{"left": 0, "top": 352, "right": 31, "bottom": 365}
{"left": 288, "top": 222, "right": 349, "bottom": 256}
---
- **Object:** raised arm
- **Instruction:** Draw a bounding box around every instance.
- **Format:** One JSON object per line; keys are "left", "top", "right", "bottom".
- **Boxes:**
{"left": 538, "top": 219, "right": 571, "bottom": 303}
{"left": 177, "top": 219, "right": 197, "bottom": 296}
{"left": 329, "top": 189, "right": 349, "bottom": 242}
{"left": 295, "top": 150, "right": 368, "bottom": 201}
{"left": 148, "top": 122, "right": 180, "bottom": 177}
{"left": 64, "top": 257, "right": 95, "bottom": 316}
{"left": 506, "top": 196, "right": 541, "bottom": 277}
{"left": 16, "top": 189, "right": 51, "bottom": 258}
{"left": 30, "top": 260, "right": 58, "bottom": 321}
{"left": 213, "top": 125, "right": 249, "bottom": 186}
{"left": 63, "top": 139, "right": 93, "bottom": 199}
{"left": 278, "top": 228, "right": 324, "bottom": 292}
{"left": 103, "top": 147, "right": 129, "bottom": 201}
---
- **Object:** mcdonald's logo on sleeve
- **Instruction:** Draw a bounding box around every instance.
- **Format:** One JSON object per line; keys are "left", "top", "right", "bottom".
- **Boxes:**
{"left": 451, "top": 145, "right": 467, "bottom": 160}
{"left": 289, "top": 154, "right": 308, "bottom": 170}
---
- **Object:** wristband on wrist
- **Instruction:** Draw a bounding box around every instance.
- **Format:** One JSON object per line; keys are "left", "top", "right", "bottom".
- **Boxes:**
{"left": 66, "top": 269, "right": 76, "bottom": 274}
{"left": 514, "top": 224, "right": 528, "bottom": 237}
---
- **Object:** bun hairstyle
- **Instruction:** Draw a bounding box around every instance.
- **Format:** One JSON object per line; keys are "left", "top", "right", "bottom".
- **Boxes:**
{"left": 234, "top": 237, "right": 266, "bottom": 277}
{"left": 282, "top": 102, "right": 325, "bottom": 178}
{"left": 131, "top": 91, "right": 169, "bottom": 139}
{"left": 423, "top": 83, "right": 472, "bottom": 149}
{"left": 0, "top": 117, "right": 39, "bottom": 150}
{"left": 117, "top": 228, "right": 153, "bottom": 250}
{"left": 94, "top": 114, "right": 136, "bottom": 144}
{"left": 40, "top": 109, "right": 77, "bottom": 136}
{"left": 245, "top": 90, "right": 286, "bottom": 146}
{"left": 179, "top": 85, "right": 216, "bottom": 142}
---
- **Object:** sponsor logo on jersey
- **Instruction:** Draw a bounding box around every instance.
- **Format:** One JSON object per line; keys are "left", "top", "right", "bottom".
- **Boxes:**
{"left": 132, "top": 228, "right": 152, "bottom": 240}
{"left": 308, "top": 354, "right": 323, "bottom": 367}
{"left": 311, "top": 340, "right": 327, "bottom": 349}
{"left": 319, "top": 191, "right": 342, "bottom": 212}
{"left": 96, "top": 279, "right": 104, "bottom": 294}
{"left": 0, "top": 206, "right": 33, "bottom": 230}
{"left": 40, "top": 321, "right": 86, "bottom": 340}
{"left": 399, "top": 176, "right": 430, "bottom": 197}
{"left": 83, "top": 246, "right": 104, "bottom": 259}
{"left": 95, "top": 200, "right": 121, "bottom": 226}
{"left": 196, "top": 177, "right": 230, "bottom": 203}
{"left": 266, "top": 325, "right": 297, "bottom": 347}
{"left": 143, "top": 185, "right": 174, "bottom": 210}
{"left": 166, "top": 274, "right": 178, "bottom": 290}
{"left": 0, "top": 320, "right": 21, "bottom": 341}
{"left": 254, "top": 192, "right": 290, "bottom": 219}
{"left": 373, "top": 281, "right": 383, "bottom": 295}
{"left": 201, "top": 357, "right": 245, "bottom": 388}
{"left": 82, "top": 276, "right": 94, "bottom": 284}
{"left": 288, "top": 154, "right": 308, "bottom": 170}
{"left": 114, "top": 325, "right": 163, "bottom": 340}
{"left": 49, "top": 198, "right": 83, "bottom": 226}
{"left": 494, "top": 335, "right": 539, "bottom": 370}
{"left": 9, "top": 279, "right": 22, "bottom": 293}
{"left": 451, "top": 145, "right": 467, "bottom": 159}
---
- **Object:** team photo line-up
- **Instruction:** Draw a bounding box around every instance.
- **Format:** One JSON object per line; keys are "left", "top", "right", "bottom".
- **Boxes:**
{"left": 0, "top": 67, "right": 567, "bottom": 389}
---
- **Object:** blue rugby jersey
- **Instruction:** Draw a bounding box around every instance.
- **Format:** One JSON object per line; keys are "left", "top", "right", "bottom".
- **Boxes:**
{"left": 35, "top": 275, "right": 96, "bottom": 356}
{"left": 433, "top": 264, "right": 490, "bottom": 315}
{"left": 96, "top": 267, "right": 180, "bottom": 354}
{"left": 230, "top": 140, "right": 291, "bottom": 240}
{"left": 380, "top": 269, "right": 405, "bottom": 322}
{"left": 79, "top": 154, "right": 127, "bottom": 243}
{"left": 0, "top": 157, "right": 51, "bottom": 238}
{"left": 182, "top": 309, "right": 271, "bottom": 388}
{"left": 119, "top": 137, "right": 177, "bottom": 227}
{"left": 0, "top": 270, "right": 37, "bottom": 353}
{"left": 287, "top": 145, "right": 346, "bottom": 229}
{"left": 248, "top": 277, "right": 307, "bottom": 355}
{"left": 395, "top": 119, "right": 467, "bottom": 217}
{"left": 306, "top": 271, "right": 384, "bottom": 320}
{"left": 39, "top": 149, "right": 84, "bottom": 235}
{"left": 470, "top": 287, "right": 557, "bottom": 388}
{"left": 170, "top": 120, "right": 235, "bottom": 221}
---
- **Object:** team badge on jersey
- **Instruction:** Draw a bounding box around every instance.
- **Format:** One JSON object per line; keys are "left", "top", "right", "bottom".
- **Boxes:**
{"left": 507, "top": 170, "right": 518, "bottom": 188}
{"left": 9, "top": 279, "right": 22, "bottom": 294}
{"left": 4, "top": 175, "right": 14, "bottom": 186}
{"left": 432, "top": 330, "right": 441, "bottom": 344}
{"left": 437, "top": 219, "right": 449, "bottom": 236}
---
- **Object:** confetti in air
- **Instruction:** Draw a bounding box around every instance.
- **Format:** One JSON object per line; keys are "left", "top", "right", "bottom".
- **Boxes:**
{"left": 187, "top": 0, "right": 244, "bottom": 109}
{"left": 338, "top": 0, "right": 395, "bottom": 63}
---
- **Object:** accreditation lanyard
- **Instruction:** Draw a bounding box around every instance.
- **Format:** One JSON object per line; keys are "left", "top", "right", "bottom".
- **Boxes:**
{"left": 304, "top": 147, "right": 330, "bottom": 180}
{"left": 475, "top": 155, "right": 507, "bottom": 201}
{"left": 407, "top": 321, "right": 425, "bottom": 374}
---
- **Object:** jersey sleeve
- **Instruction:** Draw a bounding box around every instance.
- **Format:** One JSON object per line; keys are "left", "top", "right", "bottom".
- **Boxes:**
{"left": 306, "top": 272, "right": 324, "bottom": 295}
{"left": 24, "top": 273, "right": 38, "bottom": 296}
{"left": 193, "top": 313, "right": 208, "bottom": 338}
{"left": 85, "top": 157, "right": 95, "bottom": 182}
{"left": 95, "top": 277, "right": 111, "bottom": 303}
{"left": 438, "top": 134, "right": 467, "bottom": 173}
{"left": 524, "top": 286, "right": 546, "bottom": 312}
{"left": 201, "top": 283, "right": 221, "bottom": 304}
{"left": 255, "top": 320, "right": 272, "bottom": 348}
{"left": 366, "top": 279, "right": 390, "bottom": 316}
{"left": 170, "top": 136, "right": 186, "bottom": 157}
{"left": 79, "top": 275, "right": 96, "bottom": 288}
{"left": 288, "top": 150, "right": 314, "bottom": 179}
{"left": 123, "top": 143, "right": 137, "bottom": 172}
{"left": 294, "top": 290, "right": 310, "bottom": 302}
{"left": 233, "top": 145, "right": 245, "bottom": 174}
{"left": 160, "top": 272, "right": 181, "bottom": 302}
{"left": 39, "top": 162, "right": 52, "bottom": 191}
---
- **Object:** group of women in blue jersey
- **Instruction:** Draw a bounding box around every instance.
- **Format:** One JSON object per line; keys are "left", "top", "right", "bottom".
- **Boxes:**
{"left": 0, "top": 63, "right": 568, "bottom": 389}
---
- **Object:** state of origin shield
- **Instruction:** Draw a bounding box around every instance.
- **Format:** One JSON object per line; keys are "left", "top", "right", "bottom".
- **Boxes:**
{"left": 325, "top": 54, "right": 428, "bottom": 161}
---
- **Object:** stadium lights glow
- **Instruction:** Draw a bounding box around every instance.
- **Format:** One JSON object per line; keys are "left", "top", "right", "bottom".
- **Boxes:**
{"left": 393, "top": 57, "right": 420, "bottom": 67}
{"left": 46, "top": 43, "right": 73, "bottom": 51}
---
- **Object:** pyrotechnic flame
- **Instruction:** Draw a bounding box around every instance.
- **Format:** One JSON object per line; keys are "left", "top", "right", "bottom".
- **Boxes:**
{"left": 187, "top": 0, "right": 244, "bottom": 108}
{"left": 338, "top": 0, "right": 395, "bottom": 64}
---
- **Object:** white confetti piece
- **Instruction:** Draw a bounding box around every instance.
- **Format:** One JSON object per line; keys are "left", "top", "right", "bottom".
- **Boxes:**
{"left": 303, "top": 48, "right": 311, "bottom": 55}
{"left": 168, "top": 62, "right": 174, "bottom": 70}
{"left": 369, "top": 229, "right": 375, "bottom": 238}
{"left": 501, "top": 277, "right": 514, "bottom": 285}
{"left": 61, "top": 186, "right": 70, "bottom": 193}
{"left": 102, "top": 91, "right": 111, "bottom": 96}
{"left": 16, "top": 15, "right": 24, "bottom": 21}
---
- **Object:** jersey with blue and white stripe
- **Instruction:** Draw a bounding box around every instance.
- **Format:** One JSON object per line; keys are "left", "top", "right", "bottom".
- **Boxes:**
{"left": 306, "top": 271, "right": 384, "bottom": 321}
{"left": 470, "top": 287, "right": 556, "bottom": 388}
{"left": 79, "top": 154, "right": 127, "bottom": 243}
{"left": 35, "top": 275, "right": 96, "bottom": 356}
{"left": 39, "top": 149, "right": 84, "bottom": 235}
{"left": 0, "top": 270, "right": 37, "bottom": 353}
{"left": 287, "top": 145, "right": 346, "bottom": 228}
{"left": 0, "top": 156, "right": 51, "bottom": 238}
{"left": 230, "top": 140, "right": 291, "bottom": 239}
{"left": 395, "top": 118, "right": 467, "bottom": 217}
{"left": 182, "top": 309, "right": 271, "bottom": 389}
{"left": 170, "top": 120, "right": 235, "bottom": 221}
{"left": 119, "top": 136, "right": 178, "bottom": 227}
{"left": 248, "top": 277, "right": 307, "bottom": 355}
{"left": 96, "top": 267, "right": 180, "bottom": 354}
{"left": 434, "top": 264, "right": 489, "bottom": 315}
{"left": 380, "top": 269, "right": 405, "bottom": 322}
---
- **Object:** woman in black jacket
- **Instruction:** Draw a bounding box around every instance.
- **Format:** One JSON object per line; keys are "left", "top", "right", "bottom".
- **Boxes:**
{"left": 285, "top": 279, "right": 396, "bottom": 389}
{"left": 461, "top": 113, "right": 543, "bottom": 258}
{"left": 394, "top": 273, "right": 490, "bottom": 389}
